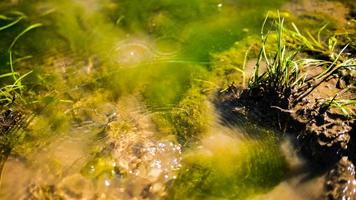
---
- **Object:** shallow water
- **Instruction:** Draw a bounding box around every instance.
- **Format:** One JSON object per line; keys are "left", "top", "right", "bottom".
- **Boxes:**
{"left": 0, "top": 0, "right": 336, "bottom": 199}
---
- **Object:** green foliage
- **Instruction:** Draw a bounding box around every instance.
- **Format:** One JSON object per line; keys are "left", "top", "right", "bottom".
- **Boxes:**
{"left": 0, "top": 52, "right": 32, "bottom": 105}
{"left": 0, "top": 12, "right": 25, "bottom": 31}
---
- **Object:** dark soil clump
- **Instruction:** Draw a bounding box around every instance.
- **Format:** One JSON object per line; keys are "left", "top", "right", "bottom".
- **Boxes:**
{"left": 218, "top": 82, "right": 354, "bottom": 165}
{"left": 296, "top": 100, "right": 353, "bottom": 165}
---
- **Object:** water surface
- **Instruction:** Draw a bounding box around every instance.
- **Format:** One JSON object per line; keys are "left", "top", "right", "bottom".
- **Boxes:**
{"left": 0, "top": 0, "right": 316, "bottom": 199}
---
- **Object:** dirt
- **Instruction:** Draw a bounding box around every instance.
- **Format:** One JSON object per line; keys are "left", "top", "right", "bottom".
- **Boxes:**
{"left": 283, "top": 0, "right": 350, "bottom": 28}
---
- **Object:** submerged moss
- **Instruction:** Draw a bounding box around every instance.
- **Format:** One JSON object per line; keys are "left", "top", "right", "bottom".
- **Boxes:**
{"left": 168, "top": 131, "right": 287, "bottom": 200}
{"left": 170, "top": 87, "right": 211, "bottom": 145}
{"left": 212, "top": 36, "right": 262, "bottom": 88}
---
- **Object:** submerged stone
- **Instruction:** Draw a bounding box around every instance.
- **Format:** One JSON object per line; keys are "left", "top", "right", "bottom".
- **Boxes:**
{"left": 324, "top": 157, "right": 356, "bottom": 200}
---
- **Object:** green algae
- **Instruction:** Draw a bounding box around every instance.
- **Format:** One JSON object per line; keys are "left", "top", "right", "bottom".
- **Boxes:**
{"left": 170, "top": 87, "right": 211, "bottom": 145}
{"left": 113, "top": 0, "right": 286, "bottom": 62}
{"left": 0, "top": 0, "right": 289, "bottom": 123}
{"left": 168, "top": 131, "right": 287, "bottom": 200}
{"left": 81, "top": 156, "right": 116, "bottom": 180}
{"left": 212, "top": 36, "right": 262, "bottom": 88}
{"left": 1, "top": 0, "right": 289, "bottom": 104}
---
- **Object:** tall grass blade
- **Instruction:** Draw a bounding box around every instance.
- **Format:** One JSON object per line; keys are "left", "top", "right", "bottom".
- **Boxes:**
{"left": 8, "top": 23, "right": 43, "bottom": 51}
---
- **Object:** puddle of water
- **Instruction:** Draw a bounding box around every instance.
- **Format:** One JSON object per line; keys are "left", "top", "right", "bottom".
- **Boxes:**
{"left": 0, "top": 0, "right": 324, "bottom": 199}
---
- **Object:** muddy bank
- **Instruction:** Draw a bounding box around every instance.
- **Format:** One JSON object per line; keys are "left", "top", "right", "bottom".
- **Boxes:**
{"left": 218, "top": 61, "right": 355, "bottom": 163}
{"left": 216, "top": 2, "right": 355, "bottom": 199}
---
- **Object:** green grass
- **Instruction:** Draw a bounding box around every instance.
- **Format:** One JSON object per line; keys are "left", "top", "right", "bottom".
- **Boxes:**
{"left": 283, "top": 23, "right": 338, "bottom": 59}
{"left": 294, "top": 54, "right": 355, "bottom": 103}
{"left": 322, "top": 98, "right": 356, "bottom": 118}
{"left": 249, "top": 15, "right": 301, "bottom": 93}
{"left": 248, "top": 13, "right": 355, "bottom": 106}
{"left": 0, "top": 13, "right": 25, "bottom": 32}
{"left": 0, "top": 13, "right": 40, "bottom": 105}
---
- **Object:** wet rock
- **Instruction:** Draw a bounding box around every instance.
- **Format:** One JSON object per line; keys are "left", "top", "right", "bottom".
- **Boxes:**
{"left": 107, "top": 134, "right": 182, "bottom": 199}
{"left": 23, "top": 174, "right": 96, "bottom": 200}
{"left": 324, "top": 157, "right": 356, "bottom": 200}
{"left": 24, "top": 184, "right": 64, "bottom": 200}
{"left": 82, "top": 97, "right": 182, "bottom": 199}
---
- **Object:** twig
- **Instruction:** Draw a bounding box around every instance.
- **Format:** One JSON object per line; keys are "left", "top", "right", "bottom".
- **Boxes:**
{"left": 271, "top": 105, "right": 295, "bottom": 113}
